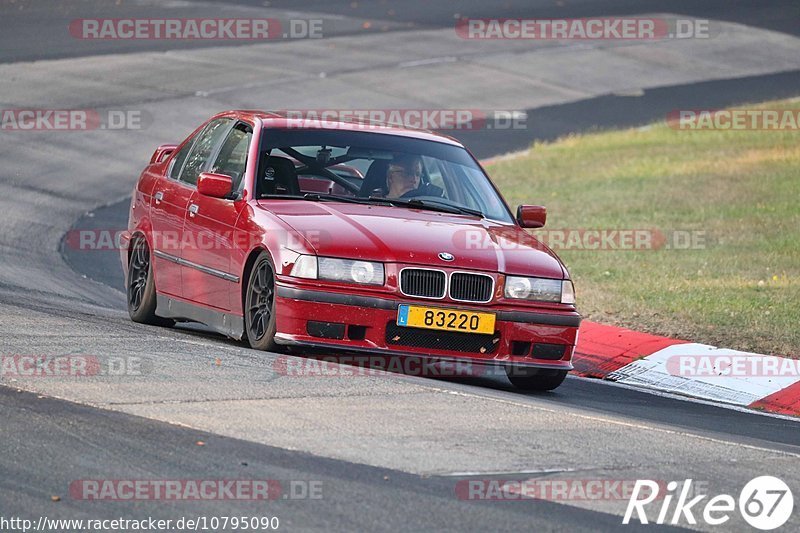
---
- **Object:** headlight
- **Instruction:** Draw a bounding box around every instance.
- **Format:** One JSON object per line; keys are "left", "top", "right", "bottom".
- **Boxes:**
{"left": 290, "top": 255, "right": 385, "bottom": 285}
{"left": 320, "top": 258, "right": 384, "bottom": 285}
{"left": 504, "top": 276, "right": 575, "bottom": 304}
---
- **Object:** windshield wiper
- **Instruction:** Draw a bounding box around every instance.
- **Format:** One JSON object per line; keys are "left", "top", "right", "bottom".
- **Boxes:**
{"left": 412, "top": 198, "right": 484, "bottom": 217}
{"left": 367, "top": 196, "right": 483, "bottom": 218}
{"left": 262, "top": 193, "right": 483, "bottom": 218}
{"left": 301, "top": 193, "right": 371, "bottom": 204}
{"left": 260, "top": 193, "right": 367, "bottom": 204}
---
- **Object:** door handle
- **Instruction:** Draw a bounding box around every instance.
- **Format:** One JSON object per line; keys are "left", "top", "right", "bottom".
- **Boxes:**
{"left": 188, "top": 203, "right": 199, "bottom": 217}
{"left": 154, "top": 191, "right": 164, "bottom": 204}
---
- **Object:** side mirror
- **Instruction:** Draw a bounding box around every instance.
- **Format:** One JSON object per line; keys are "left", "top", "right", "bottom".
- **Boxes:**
{"left": 197, "top": 172, "right": 233, "bottom": 199}
{"left": 517, "top": 205, "right": 546, "bottom": 228}
{"left": 150, "top": 144, "right": 178, "bottom": 164}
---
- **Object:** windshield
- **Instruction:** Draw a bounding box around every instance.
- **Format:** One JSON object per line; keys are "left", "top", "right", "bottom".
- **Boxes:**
{"left": 257, "top": 128, "right": 514, "bottom": 222}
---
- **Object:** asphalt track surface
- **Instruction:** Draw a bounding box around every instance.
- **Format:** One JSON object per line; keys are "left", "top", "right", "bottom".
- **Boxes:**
{"left": 3, "top": 0, "right": 799, "bottom": 63}
{"left": 2, "top": 1, "right": 800, "bottom": 531}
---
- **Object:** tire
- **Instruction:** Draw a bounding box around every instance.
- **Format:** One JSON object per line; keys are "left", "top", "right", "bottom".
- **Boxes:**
{"left": 127, "top": 236, "right": 174, "bottom": 327}
{"left": 505, "top": 366, "right": 568, "bottom": 391}
{"left": 244, "top": 252, "right": 278, "bottom": 351}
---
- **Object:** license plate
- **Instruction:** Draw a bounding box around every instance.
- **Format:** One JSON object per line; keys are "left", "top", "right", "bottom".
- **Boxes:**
{"left": 396, "top": 304, "right": 496, "bottom": 334}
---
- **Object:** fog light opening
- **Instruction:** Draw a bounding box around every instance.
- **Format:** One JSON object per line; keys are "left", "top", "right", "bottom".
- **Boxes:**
{"left": 511, "top": 341, "right": 532, "bottom": 356}
{"left": 347, "top": 325, "right": 367, "bottom": 341}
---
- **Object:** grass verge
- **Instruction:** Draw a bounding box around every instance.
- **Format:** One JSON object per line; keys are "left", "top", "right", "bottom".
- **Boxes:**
{"left": 487, "top": 99, "right": 800, "bottom": 357}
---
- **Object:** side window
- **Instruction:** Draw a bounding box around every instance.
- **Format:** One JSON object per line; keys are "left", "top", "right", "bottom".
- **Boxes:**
{"left": 211, "top": 123, "right": 252, "bottom": 191}
{"left": 169, "top": 136, "right": 196, "bottom": 180}
{"left": 179, "top": 119, "right": 232, "bottom": 186}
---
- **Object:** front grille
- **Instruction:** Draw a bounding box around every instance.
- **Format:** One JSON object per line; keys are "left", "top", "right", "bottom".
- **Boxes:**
{"left": 449, "top": 272, "right": 494, "bottom": 303}
{"left": 386, "top": 322, "right": 499, "bottom": 354}
{"left": 400, "top": 269, "right": 446, "bottom": 298}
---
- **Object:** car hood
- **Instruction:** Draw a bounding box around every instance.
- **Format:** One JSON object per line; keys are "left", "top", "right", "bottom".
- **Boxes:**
{"left": 256, "top": 201, "right": 565, "bottom": 278}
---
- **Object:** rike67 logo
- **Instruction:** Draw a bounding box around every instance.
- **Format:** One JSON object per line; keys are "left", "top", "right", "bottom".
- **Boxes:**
{"left": 624, "top": 477, "right": 793, "bottom": 530}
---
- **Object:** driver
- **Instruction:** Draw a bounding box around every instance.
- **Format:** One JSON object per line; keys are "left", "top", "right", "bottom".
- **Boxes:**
{"left": 385, "top": 155, "right": 443, "bottom": 199}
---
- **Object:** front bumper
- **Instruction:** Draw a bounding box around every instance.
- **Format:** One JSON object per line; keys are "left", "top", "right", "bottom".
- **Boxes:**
{"left": 274, "top": 285, "right": 580, "bottom": 369}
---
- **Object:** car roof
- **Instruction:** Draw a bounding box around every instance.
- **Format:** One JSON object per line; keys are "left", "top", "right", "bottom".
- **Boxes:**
{"left": 211, "top": 110, "right": 465, "bottom": 147}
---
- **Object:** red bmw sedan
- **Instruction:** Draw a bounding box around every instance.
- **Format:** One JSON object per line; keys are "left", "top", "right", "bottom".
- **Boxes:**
{"left": 120, "top": 111, "right": 580, "bottom": 390}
